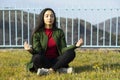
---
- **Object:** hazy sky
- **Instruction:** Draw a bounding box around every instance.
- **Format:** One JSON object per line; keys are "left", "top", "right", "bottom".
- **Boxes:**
{"left": 0, "top": 0, "right": 120, "bottom": 24}
{"left": 0, "top": 0, "right": 120, "bottom": 9}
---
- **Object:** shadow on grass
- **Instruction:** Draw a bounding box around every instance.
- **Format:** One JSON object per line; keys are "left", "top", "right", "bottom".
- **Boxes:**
{"left": 74, "top": 63, "right": 120, "bottom": 73}
{"left": 74, "top": 65, "right": 93, "bottom": 73}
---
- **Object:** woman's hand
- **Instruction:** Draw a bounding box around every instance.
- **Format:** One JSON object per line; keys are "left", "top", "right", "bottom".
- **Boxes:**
{"left": 76, "top": 38, "right": 83, "bottom": 47}
{"left": 24, "top": 41, "right": 31, "bottom": 51}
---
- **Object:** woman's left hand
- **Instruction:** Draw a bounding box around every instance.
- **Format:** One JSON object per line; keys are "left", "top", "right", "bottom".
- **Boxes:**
{"left": 76, "top": 38, "right": 83, "bottom": 47}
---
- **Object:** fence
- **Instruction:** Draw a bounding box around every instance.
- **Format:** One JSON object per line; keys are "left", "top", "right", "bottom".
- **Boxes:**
{"left": 0, "top": 8, "right": 120, "bottom": 48}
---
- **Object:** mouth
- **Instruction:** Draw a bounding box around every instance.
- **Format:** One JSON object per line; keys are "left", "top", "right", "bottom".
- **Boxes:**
{"left": 48, "top": 21, "right": 52, "bottom": 23}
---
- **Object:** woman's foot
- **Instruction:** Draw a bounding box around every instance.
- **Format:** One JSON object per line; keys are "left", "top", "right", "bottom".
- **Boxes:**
{"left": 57, "top": 67, "right": 74, "bottom": 74}
{"left": 37, "top": 68, "right": 54, "bottom": 76}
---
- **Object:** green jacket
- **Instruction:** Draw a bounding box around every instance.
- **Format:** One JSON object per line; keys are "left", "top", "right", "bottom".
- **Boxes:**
{"left": 26, "top": 28, "right": 76, "bottom": 71}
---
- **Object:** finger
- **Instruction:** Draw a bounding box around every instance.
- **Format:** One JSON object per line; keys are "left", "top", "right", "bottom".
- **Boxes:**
{"left": 24, "top": 41, "right": 29, "bottom": 45}
{"left": 24, "top": 42, "right": 27, "bottom": 45}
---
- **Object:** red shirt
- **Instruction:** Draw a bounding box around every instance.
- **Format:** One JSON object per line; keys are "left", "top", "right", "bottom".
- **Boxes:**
{"left": 44, "top": 28, "right": 58, "bottom": 59}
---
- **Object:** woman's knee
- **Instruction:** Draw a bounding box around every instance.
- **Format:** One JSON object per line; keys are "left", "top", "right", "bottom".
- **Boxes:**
{"left": 32, "top": 54, "right": 44, "bottom": 63}
{"left": 64, "top": 49, "right": 76, "bottom": 59}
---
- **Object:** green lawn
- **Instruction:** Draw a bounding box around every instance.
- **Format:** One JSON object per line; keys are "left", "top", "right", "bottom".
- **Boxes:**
{"left": 0, "top": 49, "right": 120, "bottom": 80}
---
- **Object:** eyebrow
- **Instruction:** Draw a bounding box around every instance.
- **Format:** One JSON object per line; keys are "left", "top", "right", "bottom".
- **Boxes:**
{"left": 45, "top": 13, "right": 54, "bottom": 15}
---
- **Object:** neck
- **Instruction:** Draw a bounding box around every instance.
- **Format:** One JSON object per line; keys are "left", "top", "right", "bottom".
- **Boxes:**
{"left": 45, "top": 25, "right": 52, "bottom": 29}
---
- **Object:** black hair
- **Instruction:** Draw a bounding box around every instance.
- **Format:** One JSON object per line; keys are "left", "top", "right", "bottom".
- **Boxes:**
{"left": 33, "top": 8, "right": 57, "bottom": 34}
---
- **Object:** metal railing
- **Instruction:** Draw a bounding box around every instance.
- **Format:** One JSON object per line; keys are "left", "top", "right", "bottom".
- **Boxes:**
{"left": 0, "top": 8, "right": 120, "bottom": 48}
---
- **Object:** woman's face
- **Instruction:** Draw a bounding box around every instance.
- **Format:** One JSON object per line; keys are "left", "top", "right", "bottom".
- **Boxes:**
{"left": 44, "top": 10, "right": 55, "bottom": 27}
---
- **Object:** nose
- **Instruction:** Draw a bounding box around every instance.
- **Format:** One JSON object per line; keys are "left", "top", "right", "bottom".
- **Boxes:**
{"left": 48, "top": 16, "right": 52, "bottom": 19}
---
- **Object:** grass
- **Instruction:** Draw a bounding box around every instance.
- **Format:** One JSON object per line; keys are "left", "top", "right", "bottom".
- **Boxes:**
{"left": 0, "top": 49, "right": 120, "bottom": 80}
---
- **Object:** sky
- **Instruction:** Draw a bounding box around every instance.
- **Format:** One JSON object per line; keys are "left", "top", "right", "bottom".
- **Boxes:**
{"left": 0, "top": 0, "right": 120, "bottom": 9}
{"left": 0, "top": 0, "right": 120, "bottom": 24}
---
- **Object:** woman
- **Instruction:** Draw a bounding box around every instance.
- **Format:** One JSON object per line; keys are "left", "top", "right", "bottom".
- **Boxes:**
{"left": 24, "top": 8, "right": 83, "bottom": 75}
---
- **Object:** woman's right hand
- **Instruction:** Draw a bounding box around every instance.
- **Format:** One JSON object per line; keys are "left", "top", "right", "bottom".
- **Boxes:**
{"left": 24, "top": 41, "right": 31, "bottom": 51}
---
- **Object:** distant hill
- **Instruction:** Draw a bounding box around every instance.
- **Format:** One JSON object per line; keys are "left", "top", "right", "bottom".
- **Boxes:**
{"left": 96, "top": 17, "right": 120, "bottom": 35}
{"left": 0, "top": 10, "right": 120, "bottom": 46}
{"left": 59, "top": 17, "right": 120, "bottom": 45}
{"left": 0, "top": 10, "right": 37, "bottom": 45}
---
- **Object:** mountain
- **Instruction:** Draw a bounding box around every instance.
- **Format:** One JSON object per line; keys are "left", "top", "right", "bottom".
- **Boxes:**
{"left": 59, "top": 17, "right": 120, "bottom": 46}
{"left": 0, "top": 10, "right": 37, "bottom": 45}
{"left": 96, "top": 17, "right": 120, "bottom": 35}
{"left": 0, "top": 10, "right": 120, "bottom": 46}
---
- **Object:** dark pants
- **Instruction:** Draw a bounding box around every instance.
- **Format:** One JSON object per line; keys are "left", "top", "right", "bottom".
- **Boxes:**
{"left": 31, "top": 49, "right": 75, "bottom": 72}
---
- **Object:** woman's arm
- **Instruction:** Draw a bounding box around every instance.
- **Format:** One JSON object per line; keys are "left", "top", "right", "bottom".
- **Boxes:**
{"left": 32, "top": 33, "right": 42, "bottom": 54}
{"left": 24, "top": 33, "right": 43, "bottom": 54}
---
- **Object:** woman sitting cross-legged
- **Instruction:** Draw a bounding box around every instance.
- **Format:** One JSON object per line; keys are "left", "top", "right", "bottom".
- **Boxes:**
{"left": 24, "top": 8, "right": 83, "bottom": 75}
